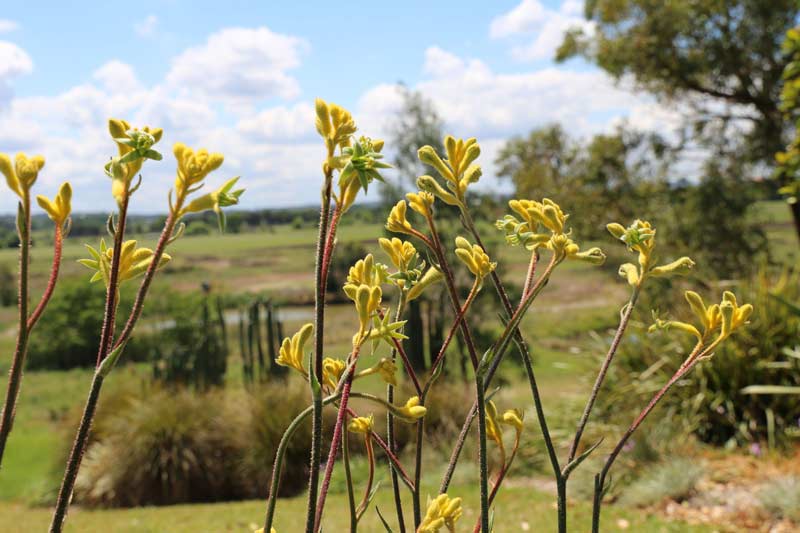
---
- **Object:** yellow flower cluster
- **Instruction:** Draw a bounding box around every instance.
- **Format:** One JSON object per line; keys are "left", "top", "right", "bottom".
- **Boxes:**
{"left": 275, "top": 323, "right": 314, "bottom": 376}
{"left": 418, "top": 493, "right": 463, "bottom": 533}
{"left": 379, "top": 238, "right": 417, "bottom": 272}
{"left": 315, "top": 98, "right": 357, "bottom": 154}
{"left": 650, "top": 290, "right": 752, "bottom": 345}
{"left": 417, "top": 135, "right": 481, "bottom": 206}
{"left": 608, "top": 220, "right": 694, "bottom": 287}
{"left": 485, "top": 400, "right": 524, "bottom": 447}
{"left": 347, "top": 415, "right": 374, "bottom": 435}
{"left": 397, "top": 396, "right": 427, "bottom": 422}
{"left": 79, "top": 239, "right": 171, "bottom": 287}
{"left": 454, "top": 237, "right": 496, "bottom": 279}
{"left": 343, "top": 254, "right": 384, "bottom": 333}
{"left": 496, "top": 198, "right": 605, "bottom": 264}
{"left": 0, "top": 153, "right": 45, "bottom": 199}
{"left": 106, "top": 119, "right": 163, "bottom": 203}
{"left": 36, "top": 182, "right": 72, "bottom": 227}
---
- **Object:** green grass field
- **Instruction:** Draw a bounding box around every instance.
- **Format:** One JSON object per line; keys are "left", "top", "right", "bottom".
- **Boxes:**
{"left": 0, "top": 200, "right": 795, "bottom": 531}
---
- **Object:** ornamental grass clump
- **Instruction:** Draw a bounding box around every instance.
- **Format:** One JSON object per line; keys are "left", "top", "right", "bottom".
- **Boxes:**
{"left": 258, "top": 99, "right": 753, "bottom": 533}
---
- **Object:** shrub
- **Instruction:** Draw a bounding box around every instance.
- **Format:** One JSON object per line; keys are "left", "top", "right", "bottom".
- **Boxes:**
{"left": 759, "top": 476, "right": 800, "bottom": 521}
{"left": 603, "top": 268, "right": 800, "bottom": 447}
{"left": 620, "top": 458, "right": 704, "bottom": 507}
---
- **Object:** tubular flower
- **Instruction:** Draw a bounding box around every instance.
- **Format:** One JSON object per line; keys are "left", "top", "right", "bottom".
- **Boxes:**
{"left": 417, "top": 135, "right": 481, "bottom": 205}
{"left": 322, "top": 357, "right": 346, "bottom": 388}
{"left": 253, "top": 528, "right": 277, "bottom": 533}
{"left": 418, "top": 493, "right": 463, "bottom": 533}
{"left": 345, "top": 254, "right": 386, "bottom": 288}
{"left": 36, "top": 182, "right": 72, "bottom": 227}
{"left": 485, "top": 400, "right": 503, "bottom": 446}
{"left": 335, "top": 136, "right": 391, "bottom": 213}
{"left": 649, "top": 290, "right": 752, "bottom": 344}
{"left": 454, "top": 237, "right": 496, "bottom": 279}
{"left": 315, "top": 98, "right": 357, "bottom": 153}
{"left": 347, "top": 415, "right": 374, "bottom": 435}
{"left": 501, "top": 408, "right": 525, "bottom": 435}
{"left": 179, "top": 176, "right": 244, "bottom": 231}
{"left": 407, "top": 191, "right": 435, "bottom": 218}
{"left": 376, "top": 357, "right": 398, "bottom": 386}
{"left": 79, "top": 239, "right": 170, "bottom": 287}
{"left": 172, "top": 142, "right": 225, "bottom": 198}
{"left": 496, "top": 197, "right": 604, "bottom": 265}
{"left": 344, "top": 255, "right": 385, "bottom": 333}
{"left": 275, "top": 323, "right": 314, "bottom": 376}
{"left": 379, "top": 238, "right": 418, "bottom": 272}
{"left": 105, "top": 119, "right": 163, "bottom": 202}
{"left": 0, "top": 152, "right": 45, "bottom": 199}
{"left": 406, "top": 267, "right": 444, "bottom": 301}
{"left": 386, "top": 200, "right": 415, "bottom": 235}
{"left": 397, "top": 396, "right": 427, "bottom": 422}
{"left": 608, "top": 220, "right": 694, "bottom": 287}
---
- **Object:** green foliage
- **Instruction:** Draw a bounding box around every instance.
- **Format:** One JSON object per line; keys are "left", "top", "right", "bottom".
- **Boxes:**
{"left": 558, "top": 0, "right": 798, "bottom": 166}
{"left": 759, "top": 476, "right": 800, "bottom": 521}
{"left": 150, "top": 288, "right": 228, "bottom": 390}
{"left": 26, "top": 282, "right": 148, "bottom": 370}
{"left": 620, "top": 458, "right": 704, "bottom": 508}
{"left": 603, "top": 268, "right": 800, "bottom": 447}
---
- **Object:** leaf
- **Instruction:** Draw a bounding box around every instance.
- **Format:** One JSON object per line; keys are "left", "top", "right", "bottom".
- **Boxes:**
{"left": 563, "top": 437, "right": 604, "bottom": 478}
{"left": 375, "top": 507, "right": 394, "bottom": 533}
{"left": 741, "top": 385, "right": 800, "bottom": 395}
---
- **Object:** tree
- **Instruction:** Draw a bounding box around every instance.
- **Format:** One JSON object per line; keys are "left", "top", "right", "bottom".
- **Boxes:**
{"left": 495, "top": 124, "right": 672, "bottom": 236}
{"left": 558, "top": 0, "right": 800, "bottom": 236}
{"left": 382, "top": 85, "right": 446, "bottom": 205}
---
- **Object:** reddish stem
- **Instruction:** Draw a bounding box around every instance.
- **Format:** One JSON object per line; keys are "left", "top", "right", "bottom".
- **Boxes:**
{"left": 27, "top": 225, "right": 63, "bottom": 331}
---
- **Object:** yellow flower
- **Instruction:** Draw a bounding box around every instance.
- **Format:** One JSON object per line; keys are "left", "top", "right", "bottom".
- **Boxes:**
{"left": 406, "top": 267, "right": 444, "bottom": 301}
{"left": 0, "top": 152, "right": 45, "bottom": 199}
{"left": 253, "top": 528, "right": 277, "bottom": 533}
{"left": 379, "top": 238, "right": 417, "bottom": 272}
{"left": 454, "top": 237, "right": 496, "bottom": 279}
{"left": 608, "top": 220, "right": 694, "bottom": 287}
{"left": 322, "top": 357, "right": 346, "bottom": 388}
{"left": 386, "top": 200, "right": 415, "bottom": 235}
{"left": 179, "top": 177, "right": 244, "bottom": 231}
{"left": 649, "top": 290, "right": 751, "bottom": 343}
{"left": 315, "top": 98, "right": 357, "bottom": 151}
{"left": 376, "top": 357, "right": 398, "bottom": 386}
{"left": 406, "top": 191, "right": 435, "bottom": 217}
{"left": 106, "top": 119, "right": 163, "bottom": 202}
{"left": 500, "top": 408, "right": 524, "bottom": 434}
{"left": 347, "top": 415, "right": 374, "bottom": 435}
{"left": 719, "top": 291, "right": 753, "bottom": 339}
{"left": 485, "top": 400, "right": 502, "bottom": 446}
{"left": 418, "top": 493, "right": 463, "bottom": 533}
{"left": 345, "top": 254, "right": 384, "bottom": 288}
{"left": 343, "top": 255, "right": 385, "bottom": 333}
{"left": 397, "top": 396, "right": 427, "bottom": 422}
{"left": 78, "top": 239, "right": 171, "bottom": 287}
{"left": 275, "top": 323, "right": 313, "bottom": 376}
{"left": 36, "top": 182, "right": 72, "bottom": 227}
{"left": 173, "top": 142, "right": 225, "bottom": 198}
{"left": 417, "top": 135, "right": 481, "bottom": 204}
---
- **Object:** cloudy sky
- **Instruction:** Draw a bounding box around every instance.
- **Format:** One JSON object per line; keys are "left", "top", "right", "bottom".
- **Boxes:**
{"left": 0, "top": 0, "right": 676, "bottom": 214}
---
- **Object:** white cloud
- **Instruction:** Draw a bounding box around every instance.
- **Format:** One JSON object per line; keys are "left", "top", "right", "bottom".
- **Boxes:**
{"left": 490, "top": 0, "right": 593, "bottom": 62}
{"left": 134, "top": 15, "right": 158, "bottom": 38}
{"left": 236, "top": 102, "right": 315, "bottom": 142}
{"left": 166, "top": 27, "right": 309, "bottom": 110}
{"left": 0, "top": 19, "right": 18, "bottom": 34}
{"left": 0, "top": 41, "right": 33, "bottom": 79}
{"left": 93, "top": 61, "right": 142, "bottom": 93}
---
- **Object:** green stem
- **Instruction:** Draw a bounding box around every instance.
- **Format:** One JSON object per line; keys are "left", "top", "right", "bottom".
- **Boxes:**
{"left": 305, "top": 170, "right": 334, "bottom": 533}
{"left": 0, "top": 193, "right": 31, "bottom": 466}
{"left": 475, "top": 378, "right": 490, "bottom": 533}
{"left": 387, "top": 295, "right": 407, "bottom": 533}
{"left": 49, "top": 372, "right": 104, "bottom": 533}
{"left": 342, "top": 425, "right": 357, "bottom": 532}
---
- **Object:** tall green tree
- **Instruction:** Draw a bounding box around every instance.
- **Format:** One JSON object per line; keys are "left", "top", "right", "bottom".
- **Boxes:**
{"left": 381, "top": 85, "right": 446, "bottom": 205}
{"left": 558, "top": 0, "right": 800, "bottom": 236}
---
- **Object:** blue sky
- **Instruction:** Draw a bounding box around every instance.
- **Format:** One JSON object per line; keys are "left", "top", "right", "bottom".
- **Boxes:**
{"left": 0, "top": 0, "right": 674, "bottom": 213}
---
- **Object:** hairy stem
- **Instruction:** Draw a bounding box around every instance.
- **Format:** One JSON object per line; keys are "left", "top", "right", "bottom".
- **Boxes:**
{"left": 0, "top": 192, "right": 31, "bottom": 466}
{"left": 27, "top": 224, "right": 64, "bottom": 331}
{"left": 567, "top": 288, "right": 640, "bottom": 466}
{"left": 305, "top": 170, "right": 334, "bottom": 533}
{"left": 387, "top": 297, "right": 407, "bottom": 533}
{"left": 342, "top": 426, "right": 357, "bottom": 532}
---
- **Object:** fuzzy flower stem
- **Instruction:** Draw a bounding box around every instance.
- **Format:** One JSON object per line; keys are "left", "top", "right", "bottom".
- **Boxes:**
{"left": 473, "top": 432, "right": 521, "bottom": 533}
{"left": 567, "top": 287, "right": 640, "bottom": 467}
{"left": 305, "top": 165, "right": 334, "bottom": 533}
{"left": 0, "top": 192, "right": 31, "bottom": 466}
{"left": 386, "top": 296, "right": 407, "bottom": 533}
{"left": 27, "top": 224, "right": 63, "bottom": 331}
{"left": 356, "top": 435, "right": 375, "bottom": 519}
{"left": 314, "top": 341, "right": 363, "bottom": 531}
{"left": 51, "top": 191, "right": 131, "bottom": 533}
{"left": 591, "top": 346, "right": 705, "bottom": 532}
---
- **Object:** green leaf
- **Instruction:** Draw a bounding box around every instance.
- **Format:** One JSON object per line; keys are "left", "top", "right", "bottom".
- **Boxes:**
{"left": 375, "top": 507, "right": 394, "bottom": 533}
{"left": 741, "top": 385, "right": 800, "bottom": 395}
